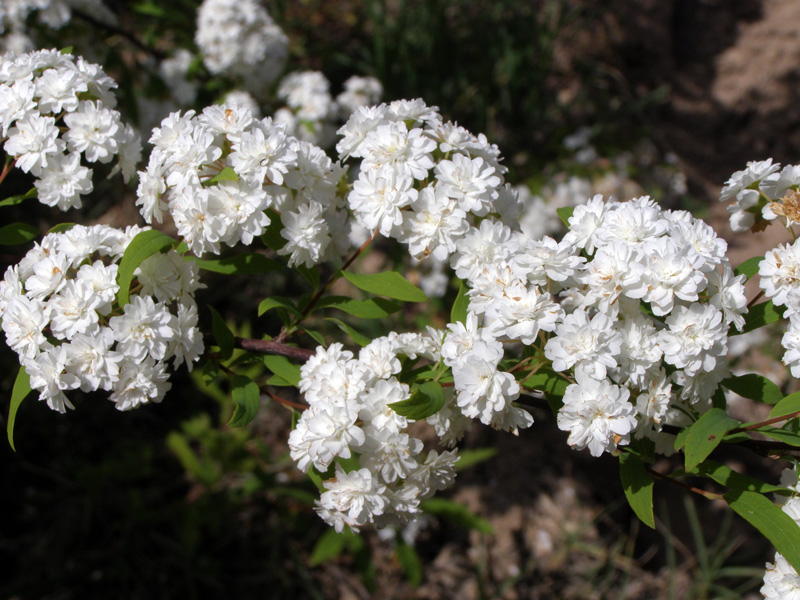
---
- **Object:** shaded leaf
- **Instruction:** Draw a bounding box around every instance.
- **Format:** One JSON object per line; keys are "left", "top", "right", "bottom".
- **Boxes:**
{"left": 326, "top": 317, "right": 370, "bottom": 347}
{"left": 7, "top": 366, "right": 31, "bottom": 451}
{"left": 208, "top": 305, "right": 234, "bottom": 360}
{"left": 690, "top": 460, "right": 790, "bottom": 495}
{"left": 455, "top": 448, "right": 497, "bottom": 471}
{"left": 116, "top": 229, "right": 177, "bottom": 306}
{"left": 228, "top": 375, "right": 261, "bottom": 427}
{"left": 204, "top": 166, "right": 238, "bottom": 185}
{"left": 0, "top": 188, "right": 36, "bottom": 207}
{"left": 735, "top": 255, "right": 763, "bottom": 280}
{"left": 722, "top": 373, "right": 783, "bottom": 405}
{"left": 309, "top": 529, "right": 350, "bottom": 567}
{"left": 0, "top": 222, "right": 38, "bottom": 245}
{"left": 421, "top": 498, "right": 493, "bottom": 533}
{"left": 619, "top": 452, "right": 655, "bottom": 529}
{"left": 189, "top": 253, "right": 281, "bottom": 275}
{"left": 450, "top": 280, "right": 470, "bottom": 325}
{"left": 737, "top": 301, "right": 785, "bottom": 335}
{"left": 520, "top": 370, "right": 569, "bottom": 397}
{"left": 257, "top": 296, "right": 301, "bottom": 318}
{"left": 389, "top": 381, "right": 444, "bottom": 420}
{"left": 556, "top": 206, "right": 574, "bottom": 226}
{"left": 316, "top": 296, "right": 402, "bottom": 319}
{"left": 263, "top": 355, "right": 301, "bottom": 386}
{"left": 770, "top": 392, "right": 800, "bottom": 418}
{"left": 396, "top": 542, "right": 423, "bottom": 586}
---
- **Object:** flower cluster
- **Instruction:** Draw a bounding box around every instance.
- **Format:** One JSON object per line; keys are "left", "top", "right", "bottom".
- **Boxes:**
{"left": 0, "top": 48, "right": 141, "bottom": 209}
{"left": 0, "top": 224, "right": 204, "bottom": 412}
{"left": 762, "top": 471, "right": 800, "bottom": 599}
{"left": 759, "top": 238, "right": 800, "bottom": 377}
{"left": 136, "top": 104, "right": 350, "bottom": 262}
{"left": 719, "top": 158, "right": 800, "bottom": 232}
{"left": 275, "top": 72, "right": 383, "bottom": 148}
{"left": 195, "top": 0, "right": 288, "bottom": 95}
{"left": 289, "top": 337, "right": 459, "bottom": 532}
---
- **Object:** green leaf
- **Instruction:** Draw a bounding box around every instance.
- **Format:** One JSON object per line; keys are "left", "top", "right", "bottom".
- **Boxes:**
{"left": 317, "top": 296, "right": 402, "bottom": 319}
{"left": 326, "top": 318, "right": 370, "bottom": 347}
{"left": 684, "top": 408, "right": 740, "bottom": 471}
{"left": 257, "top": 296, "right": 301, "bottom": 318}
{"left": 421, "top": 498, "right": 493, "bottom": 534}
{"left": 389, "top": 382, "right": 445, "bottom": 420}
{"left": 116, "top": 229, "right": 177, "bottom": 306}
{"left": 396, "top": 542, "right": 423, "bottom": 586}
{"left": 455, "top": 448, "right": 497, "bottom": 471}
{"left": 735, "top": 255, "right": 763, "bottom": 280}
{"left": 619, "top": 452, "right": 655, "bottom": 529}
{"left": 450, "top": 280, "right": 470, "bottom": 325}
{"left": 260, "top": 209, "right": 285, "bottom": 251}
{"left": 189, "top": 253, "right": 280, "bottom": 275}
{"left": 0, "top": 222, "right": 38, "bottom": 245}
{"left": 296, "top": 264, "right": 320, "bottom": 290}
{"left": 725, "top": 490, "right": 800, "bottom": 574}
{"left": 0, "top": 188, "right": 36, "bottom": 207}
{"left": 722, "top": 373, "right": 783, "bottom": 405}
{"left": 737, "top": 301, "right": 785, "bottom": 335}
{"left": 204, "top": 167, "right": 239, "bottom": 185}
{"left": 228, "top": 375, "right": 261, "bottom": 427}
{"left": 304, "top": 328, "right": 326, "bottom": 347}
{"left": 757, "top": 427, "right": 800, "bottom": 447}
{"left": 690, "top": 460, "right": 790, "bottom": 495}
{"left": 309, "top": 529, "right": 350, "bottom": 567}
{"left": 262, "top": 355, "right": 301, "bottom": 387}
{"left": 520, "top": 370, "right": 569, "bottom": 397}
{"left": 770, "top": 392, "right": 800, "bottom": 418}
{"left": 306, "top": 467, "right": 325, "bottom": 492}
{"left": 47, "top": 223, "right": 75, "bottom": 234}
{"left": 341, "top": 270, "right": 427, "bottom": 302}
{"left": 208, "top": 306, "right": 234, "bottom": 360}
{"left": 556, "top": 206, "right": 574, "bottom": 227}
{"left": 7, "top": 366, "right": 31, "bottom": 451}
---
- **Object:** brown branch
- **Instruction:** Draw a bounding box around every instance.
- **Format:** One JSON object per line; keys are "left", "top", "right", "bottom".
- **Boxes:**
{"left": 72, "top": 9, "right": 166, "bottom": 60}
{"left": 646, "top": 466, "right": 723, "bottom": 501}
{"left": 235, "top": 337, "right": 314, "bottom": 362}
{"left": 265, "top": 390, "right": 307, "bottom": 411}
{"left": 731, "top": 409, "right": 800, "bottom": 433}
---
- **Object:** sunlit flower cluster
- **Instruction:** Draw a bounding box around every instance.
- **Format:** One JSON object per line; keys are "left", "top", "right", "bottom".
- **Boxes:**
{"left": 0, "top": 48, "right": 141, "bottom": 209}
{"left": 0, "top": 225, "right": 204, "bottom": 413}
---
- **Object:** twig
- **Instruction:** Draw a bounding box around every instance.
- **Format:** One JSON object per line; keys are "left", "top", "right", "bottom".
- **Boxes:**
{"left": 730, "top": 409, "right": 800, "bottom": 434}
{"left": 72, "top": 9, "right": 166, "bottom": 60}
{"left": 235, "top": 337, "right": 314, "bottom": 362}
{"left": 265, "top": 389, "right": 307, "bottom": 411}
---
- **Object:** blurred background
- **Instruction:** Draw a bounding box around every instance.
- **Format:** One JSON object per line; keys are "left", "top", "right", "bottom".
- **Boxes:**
{"left": 3, "top": 0, "right": 800, "bottom": 597}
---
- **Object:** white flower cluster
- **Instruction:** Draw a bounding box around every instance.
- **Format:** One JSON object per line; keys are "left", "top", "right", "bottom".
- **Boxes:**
{"left": 719, "top": 158, "right": 800, "bottom": 232}
{"left": 0, "top": 48, "right": 141, "bottom": 209}
{"left": 0, "top": 224, "right": 204, "bottom": 413}
{"left": 543, "top": 196, "right": 747, "bottom": 455}
{"left": 759, "top": 239, "right": 800, "bottom": 377}
{"left": 289, "top": 337, "right": 459, "bottom": 532}
{"left": 195, "top": 0, "right": 288, "bottom": 94}
{"left": 762, "top": 474, "right": 800, "bottom": 599}
{"left": 136, "top": 104, "right": 350, "bottom": 262}
{"left": 275, "top": 72, "right": 383, "bottom": 148}
{"left": 339, "top": 98, "right": 520, "bottom": 260}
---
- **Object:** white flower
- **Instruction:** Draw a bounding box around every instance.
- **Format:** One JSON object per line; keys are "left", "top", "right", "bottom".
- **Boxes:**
{"left": 557, "top": 371, "right": 637, "bottom": 457}
{"left": 109, "top": 295, "right": 177, "bottom": 362}
{"left": 4, "top": 112, "right": 63, "bottom": 174}
{"left": 34, "top": 152, "right": 93, "bottom": 211}
{"left": 110, "top": 357, "right": 172, "bottom": 411}
{"left": 762, "top": 554, "right": 800, "bottom": 600}
{"left": 289, "top": 403, "right": 364, "bottom": 473}
{"left": 63, "top": 100, "right": 121, "bottom": 163}
{"left": 24, "top": 346, "right": 80, "bottom": 413}
{"left": 659, "top": 303, "right": 727, "bottom": 376}
{"left": 2, "top": 295, "right": 49, "bottom": 359}
{"left": 349, "top": 165, "right": 417, "bottom": 236}
{"left": 402, "top": 184, "right": 469, "bottom": 261}
{"left": 359, "top": 121, "right": 436, "bottom": 180}
{"left": 277, "top": 201, "right": 331, "bottom": 267}
{"left": 452, "top": 356, "right": 524, "bottom": 429}
{"left": 544, "top": 310, "right": 622, "bottom": 380}
{"left": 315, "top": 465, "right": 388, "bottom": 533}
{"left": 760, "top": 241, "right": 800, "bottom": 312}
{"left": 64, "top": 329, "right": 122, "bottom": 392}
{"left": 435, "top": 153, "right": 501, "bottom": 215}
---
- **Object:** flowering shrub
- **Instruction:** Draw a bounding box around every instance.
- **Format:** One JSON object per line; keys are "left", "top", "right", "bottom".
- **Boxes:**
{"left": 3, "top": 35, "right": 800, "bottom": 598}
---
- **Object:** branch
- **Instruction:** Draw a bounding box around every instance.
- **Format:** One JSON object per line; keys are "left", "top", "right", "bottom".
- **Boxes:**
{"left": 235, "top": 337, "right": 314, "bottom": 362}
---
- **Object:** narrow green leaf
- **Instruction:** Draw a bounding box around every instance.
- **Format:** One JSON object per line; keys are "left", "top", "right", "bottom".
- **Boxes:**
{"left": 228, "top": 375, "right": 261, "bottom": 427}
{"left": 690, "top": 460, "right": 791, "bottom": 495}
{"left": 674, "top": 426, "right": 690, "bottom": 451}
{"left": 450, "top": 280, "right": 470, "bottom": 325}
{"left": 304, "top": 328, "right": 326, "bottom": 347}
{"left": 520, "top": 370, "right": 569, "bottom": 397}
{"left": 455, "top": 448, "right": 496, "bottom": 471}
{"left": 736, "top": 301, "right": 785, "bottom": 335}
{"left": 7, "top": 366, "right": 31, "bottom": 451}
{"left": 47, "top": 223, "right": 75, "bottom": 234}
{"left": 296, "top": 264, "right": 320, "bottom": 290}
{"left": 0, "top": 222, "right": 38, "bottom": 245}
{"left": 735, "top": 255, "right": 763, "bottom": 280}
{"left": 342, "top": 270, "right": 428, "bottom": 302}
{"left": 770, "top": 392, "right": 800, "bottom": 418}
{"left": 421, "top": 498, "right": 493, "bottom": 533}
{"left": 684, "top": 408, "right": 740, "bottom": 470}
{"left": 0, "top": 188, "right": 36, "bottom": 207}
{"left": 189, "top": 253, "right": 281, "bottom": 275}
{"left": 257, "top": 296, "right": 301, "bottom": 317}
{"left": 556, "top": 206, "right": 574, "bottom": 227}
{"left": 326, "top": 317, "right": 370, "bottom": 347}
{"left": 619, "top": 452, "right": 655, "bottom": 529}
{"left": 722, "top": 373, "right": 783, "bottom": 405}
{"left": 725, "top": 490, "right": 800, "bottom": 574}
{"left": 262, "top": 355, "right": 301, "bottom": 387}
{"left": 307, "top": 467, "right": 325, "bottom": 492}
{"left": 208, "top": 306, "right": 234, "bottom": 360}
{"left": 757, "top": 427, "right": 800, "bottom": 447}
{"left": 116, "top": 229, "right": 177, "bottom": 306}
{"left": 317, "top": 296, "right": 402, "bottom": 319}
{"left": 396, "top": 542, "right": 423, "bottom": 586}
{"left": 260, "top": 209, "right": 285, "bottom": 251}
{"left": 204, "top": 167, "right": 239, "bottom": 185}
{"left": 389, "top": 382, "right": 445, "bottom": 420}
{"left": 309, "top": 529, "right": 350, "bottom": 567}
{"left": 266, "top": 375, "right": 293, "bottom": 387}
